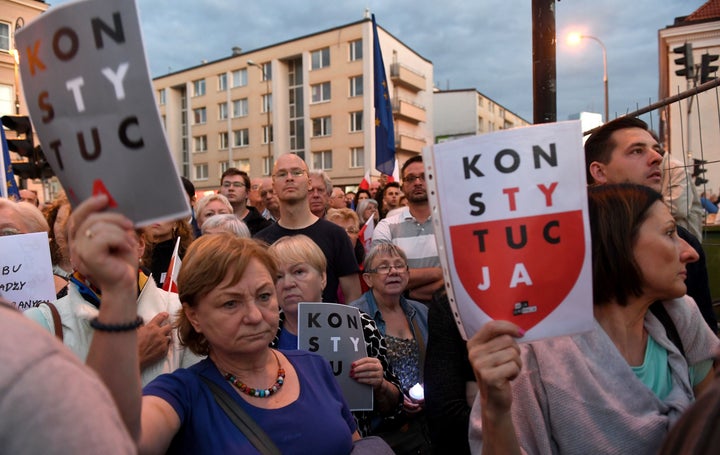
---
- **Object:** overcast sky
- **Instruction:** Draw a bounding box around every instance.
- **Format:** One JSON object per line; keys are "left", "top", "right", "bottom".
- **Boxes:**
{"left": 49, "top": 0, "right": 708, "bottom": 122}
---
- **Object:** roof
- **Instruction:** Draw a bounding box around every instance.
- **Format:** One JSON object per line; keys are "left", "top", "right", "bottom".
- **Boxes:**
{"left": 679, "top": 0, "right": 720, "bottom": 23}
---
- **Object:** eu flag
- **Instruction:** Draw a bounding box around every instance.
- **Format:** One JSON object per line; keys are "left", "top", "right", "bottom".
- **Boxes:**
{"left": 1, "top": 124, "right": 20, "bottom": 200}
{"left": 372, "top": 14, "right": 395, "bottom": 176}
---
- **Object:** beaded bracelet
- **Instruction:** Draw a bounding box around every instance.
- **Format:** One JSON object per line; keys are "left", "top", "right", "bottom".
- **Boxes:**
{"left": 89, "top": 316, "right": 144, "bottom": 332}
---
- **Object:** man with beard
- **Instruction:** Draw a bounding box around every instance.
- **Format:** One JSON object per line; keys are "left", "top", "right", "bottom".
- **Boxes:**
{"left": 372, "top": 155, "right": 443, "bottom": 304}
{"left": 255, "top": 153, "right": 361, "bottom": 303}
{"left": 218, "top": 168, "right": 271, "bottom": 235}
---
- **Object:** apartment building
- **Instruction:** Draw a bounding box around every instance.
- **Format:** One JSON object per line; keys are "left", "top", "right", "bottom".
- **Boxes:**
{"left": 433, "top": 89, "right": 530, "bottom": 144}
{"left": 154, "top": 16, "right": 433, "bottom": 192}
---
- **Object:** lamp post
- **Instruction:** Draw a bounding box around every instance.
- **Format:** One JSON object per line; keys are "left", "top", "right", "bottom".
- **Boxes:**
{"left": 247, "top": 60, "right": 273, "bottom": 174}
{"left": 568, "top": 33, "right": 608, "bottom": 122}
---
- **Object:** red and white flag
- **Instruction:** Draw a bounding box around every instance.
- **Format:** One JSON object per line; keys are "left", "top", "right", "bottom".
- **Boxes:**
{"left": 358, "top": 169, "right": 371, "bottom": 190}
{"left": 385, "top": 159, "right": 400, "bottom": 183}
{"left": 358, "top": 216, "right": 375, "bottom": 252}
{"left": 162, "top": 237, "right": 182, "bottom": 293}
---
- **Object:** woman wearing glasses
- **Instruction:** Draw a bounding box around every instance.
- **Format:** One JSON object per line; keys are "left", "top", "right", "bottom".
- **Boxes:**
{"left": 349, "top": 243, "right": 432, "bottom": 454}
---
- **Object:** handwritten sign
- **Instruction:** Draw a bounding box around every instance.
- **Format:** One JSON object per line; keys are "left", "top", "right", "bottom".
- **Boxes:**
{"left": 0, "top": 232, "right": 55, "bottom": 310}
{"left": 425, "top": 121, "right": 594, "bottom": 342}
{"left": 15, "top": 0, "right": 189, "bottom": 226}
{"left": 298, "top": 302, "right": 373, "bottom": 411}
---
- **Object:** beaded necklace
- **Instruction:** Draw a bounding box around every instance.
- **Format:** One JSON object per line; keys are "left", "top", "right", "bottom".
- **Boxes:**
{"left": 224, "top": 350, "right": 285, "bottom": 398}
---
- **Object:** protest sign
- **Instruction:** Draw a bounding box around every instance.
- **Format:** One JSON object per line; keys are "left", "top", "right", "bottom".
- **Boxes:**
{"left": 298, "top": 302, "right": 373, "bottom": 411}
{"left": 425, "top": 121, "right": 594, "bottom": 342}
{"left": 0, "top": 232, "right": 55, "bottom": 310}
{"left": 15, "top": 0, "right": 189, "bottom": 226}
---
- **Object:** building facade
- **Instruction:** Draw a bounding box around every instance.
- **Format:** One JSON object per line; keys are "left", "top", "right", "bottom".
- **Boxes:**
{"left": 433, "top": 89, "right": 530, "bottom": 144}
{"left": 154, "top": 17, "right": 433, "bottom": 192}
{"left": 1, "top": 0, "right": 50, "bottom": 201}
{"left": 659, "top": 1, "right": 720, "bottom": 189}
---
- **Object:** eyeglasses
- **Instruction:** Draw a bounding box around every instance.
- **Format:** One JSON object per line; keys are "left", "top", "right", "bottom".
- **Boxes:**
{"left": 250, "top": 184, "right": 261, "bottom": 190}
{"left": 222, "top": 181, "right": 245, "bottom": 188}
{"left": 260, "top": 189, "right": 275, "bottom": 197}
{"left": 309, "top": 187, "right": 327, "bottom": 194}
{"left": 402, "top": 173, "right": 425, "bottom": 183}
{"left": 273, "top": 169, "right": 306, "bottom": 180}
{"left": 0, "top": 227, "right": 21, "bottom": 237}
{"left": 366, "top": 263, "right": 408, "bottom": 275}
{"left": 345, "top": 227, "right": 359, "bottom": 234}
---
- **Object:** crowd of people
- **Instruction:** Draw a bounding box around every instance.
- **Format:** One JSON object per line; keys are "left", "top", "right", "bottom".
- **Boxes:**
{"left": 2, "top": 117, "right": 720, "bottom": 454}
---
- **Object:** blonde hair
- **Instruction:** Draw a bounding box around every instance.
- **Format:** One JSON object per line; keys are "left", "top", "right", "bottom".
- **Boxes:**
{"left": 326, "top": 208, "right": 360, "bottom": 229}
{"left": 267, "top": 235, "right": 326, "bottom": 275}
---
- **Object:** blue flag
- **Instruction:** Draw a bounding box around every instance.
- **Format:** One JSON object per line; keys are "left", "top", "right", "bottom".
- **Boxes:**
{"left": 372, "top": 14, "right": 395, "bottom": 176}
{"left": 1, "top": 125, "right": 20, "bottom": 200}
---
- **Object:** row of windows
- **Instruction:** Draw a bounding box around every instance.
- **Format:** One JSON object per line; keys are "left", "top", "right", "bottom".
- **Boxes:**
{"left": 193, "top": 147, "right": 363, "bottom": 181}
{"left": 193, "top": 126, "right": 274, "bottom": 152}
{"left": 191, "top": 95, "right": 272, "bottom": 124}
{"left": 311, "top": 111, "right": 363, "bottom": 137}
{"left": 311, "top": 39, "right": 362, "bottom": 70}
{"left": 190, "top": 63, "right": 272, "bottom": 98}
{"left": 161, "top": 76, "right": 362, "bottom": 108}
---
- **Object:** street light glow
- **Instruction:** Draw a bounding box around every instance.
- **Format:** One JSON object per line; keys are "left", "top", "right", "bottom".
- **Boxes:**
{"left": 567, "top": 32, "right": 582, "bottom": 46}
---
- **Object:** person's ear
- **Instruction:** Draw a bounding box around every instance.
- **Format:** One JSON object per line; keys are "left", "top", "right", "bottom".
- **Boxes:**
{"left": 362, "top": 272, "right": 373, "bottom": 288}
{"left": 321, "top": 271, "right": 327, "bottom": 290}
{"left": 588, "top": 161, "right": 608, "bottom": 185}
{"left": 183, "top": 303, "right": 202, "bottom": 333}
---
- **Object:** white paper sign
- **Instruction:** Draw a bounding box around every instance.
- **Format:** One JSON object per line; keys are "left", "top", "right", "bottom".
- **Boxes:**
{"left": 0, "top": 232, "right": 55, "bottom": 310}
{"left": 425, "top": 121, "right": 594, "bottom": 342}
{"left": 297, "top": 302, "right": 373, "bottom": 411}
{"left": 15, "top": 0, "right": 189, "bottom": 226}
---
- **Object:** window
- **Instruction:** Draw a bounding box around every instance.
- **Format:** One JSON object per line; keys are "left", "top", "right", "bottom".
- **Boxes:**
{"left": 349, "top": 39, "right": 362, "bottom": 61}
{"left": 233, "top": 98, "right": 248, "bottom": 117}
{"left": 194, "top": 135, "right": 207, "bottom": 153}
{"left": 0, "top": 84, "right": 13, "bottom": 116}
{"left": 350, "top": 147, "right": 364, "bottom": 168}
{"left": 158, "top": 88, "right": 166, "bottom": 105}
{"left": 313, "top": 150, "right": 332, "bottom": 170}
{"left": 262, "top": 62, "right": 272, "bottom": 81}
{"left": 311, "top": 82, "right": 331, "bottom": 103}
{"left": 192, "top": 79, "right": 206, "bottom": 97}
{"left": 349, "top": 76, "right": 363, "bottom": 97}
{"left": 311, "top": 47, "right": 330, "bottom": 69}
{"left": 218, "top": 73, "right": 227, "bottom": 91}
{"left": 0, "top": 23, "right": 9, "bottom": 52}
{"left": 219, "top": 132, "right": 229, "bottom": 149}
{"left": 232, "top": 69, "right": 248, "bottom": 87}
{"left": 263, "top": 156, "right": 272, "bottom": 176}
{"left": 218, "top": 102, "right": 228, "bottom": 120}
{"left": 220, "top": 160, "right": 246, "bottom": 176}
{"left": 312, "top": 116, "right": 332, "bottom": 137}
{"left": 350, "top": 111, "right": 363, "bottom": 132}
{"left": 193, "top": 107, "right": 206, "bottom": 124}
{"left": 194, "top": 163, "right": 208, "bottom": 181}
{"left": 262, "top": 94, "right": 272, "bottom": 113}
{"left": 234, "top": 128, "right": 249, "bottom": 147}
{"left": 263, "top": 125, "right": 274, "bottom": 144}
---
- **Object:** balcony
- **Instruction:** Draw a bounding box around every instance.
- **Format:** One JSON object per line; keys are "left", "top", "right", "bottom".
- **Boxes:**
{"left": 390, "top": 63, "right": 426, "bottom": 92}
{"left": 393, "top": 99, "right": 426, "bottom": 124}
{"left": 396, "top": 132, "right": 426, "bottom": 154}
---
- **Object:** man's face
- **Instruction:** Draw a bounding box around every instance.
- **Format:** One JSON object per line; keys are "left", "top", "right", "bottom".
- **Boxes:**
{"left": 589, "top": 128, "right": 664, "bottom": 192}
{"left": 383, "top": 187, "right": 401, "bottom": 209}
{"left": 261, "top": 178, "right": 280, "bottom": 211}
{"left": 219, "top": 174, "right": 247, "bottom": 206}
{"left": 272, "top": 154, "right": 310, "bottom": 203}
{"left": 369, "top": 181, "right": 381, "bottom": 198}
{"left": 402, "top": 162, "right": 428, "bottom": 204}
{"left": 308, "top": 175, "right": 329, "bottom": 216}
{"left": 19, "top": 190, "right": 38, "bottom": 207}
{"left": 248, "top": 178, "right": 264, "bottom": 206}
{"left": 329, "top": 188, "right": 347, "bottom": 209}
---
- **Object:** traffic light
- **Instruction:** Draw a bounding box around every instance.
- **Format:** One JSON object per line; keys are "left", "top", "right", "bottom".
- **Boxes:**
{"left": 692, "top": 158, "right": 708, "bottom": 186}
{"left": 674, "top": 43, "right": 695, "bottom": 80}
{"left": 700, "top": 53, "right": 719, "bottom": 84}
{"left": 1, "top": 115, "right": 34, "bottom": 158}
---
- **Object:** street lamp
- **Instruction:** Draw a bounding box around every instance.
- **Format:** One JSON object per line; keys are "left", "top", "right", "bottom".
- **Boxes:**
{"left": 247, "top": 59, "right": 273, "bottom": 174}
{"left": 568, "top": 32, "right": 608, "bottom": 122}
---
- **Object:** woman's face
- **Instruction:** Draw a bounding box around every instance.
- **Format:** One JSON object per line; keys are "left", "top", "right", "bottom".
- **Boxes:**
{"left": 358, "top": 192, "right": 369, "bottom": 202}
{"left": 275, "top": 261, "right": 326, "bottom": 316}
{"left": 363, "top": 252, "right": 409, "bottom": 297}
{"left": 147, "top": 220, "right": 175, "bottom": 242}
{"left": 329, "top": 218, "right": 359, "bottom": 246}
{"left": 363, "top": 204, "right": 379, "bottom": 223}
{"left": 184, "top": 258, "right": 279, "bottom": 358}
{"left": 633, "top": 201, "right": 699, "bottom": 301}
{"left": 199, "top": 200, "right": 231, "bottom": 227}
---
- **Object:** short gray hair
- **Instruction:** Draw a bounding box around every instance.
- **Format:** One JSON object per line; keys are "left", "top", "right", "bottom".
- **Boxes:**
{"left": 201, "top": 214, "right": 250, "bottom": 238}
{"left": 308, "top": 169, "right": 332, "bottom": 196}
{"left": 363, "top": 243, "right": 408, "bottom": 272}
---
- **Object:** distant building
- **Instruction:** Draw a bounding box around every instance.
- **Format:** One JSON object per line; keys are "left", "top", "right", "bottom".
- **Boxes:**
{"left": 0, "top": 0, "right": 53, "bottom": 202}
{"left": 433, "top": 89, "right": 530, "bottom": 144}
{"left": 659, "top": 0, "right": 720, "bottom": 188}
{"left": 153, "top": 16, "right": 434, "bottom": 192}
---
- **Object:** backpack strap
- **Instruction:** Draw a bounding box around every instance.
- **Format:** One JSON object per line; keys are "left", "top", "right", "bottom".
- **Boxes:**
{"left": 649, "top": 301, "right": 684, "bottom": 357}
{"left": 44, "top": 302, "right": 64, "bottom": 341}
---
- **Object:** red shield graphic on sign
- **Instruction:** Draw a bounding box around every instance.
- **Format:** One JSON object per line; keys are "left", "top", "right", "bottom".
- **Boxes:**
{"left": 450, "top": 211, "right": 585, "bottom": 332}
